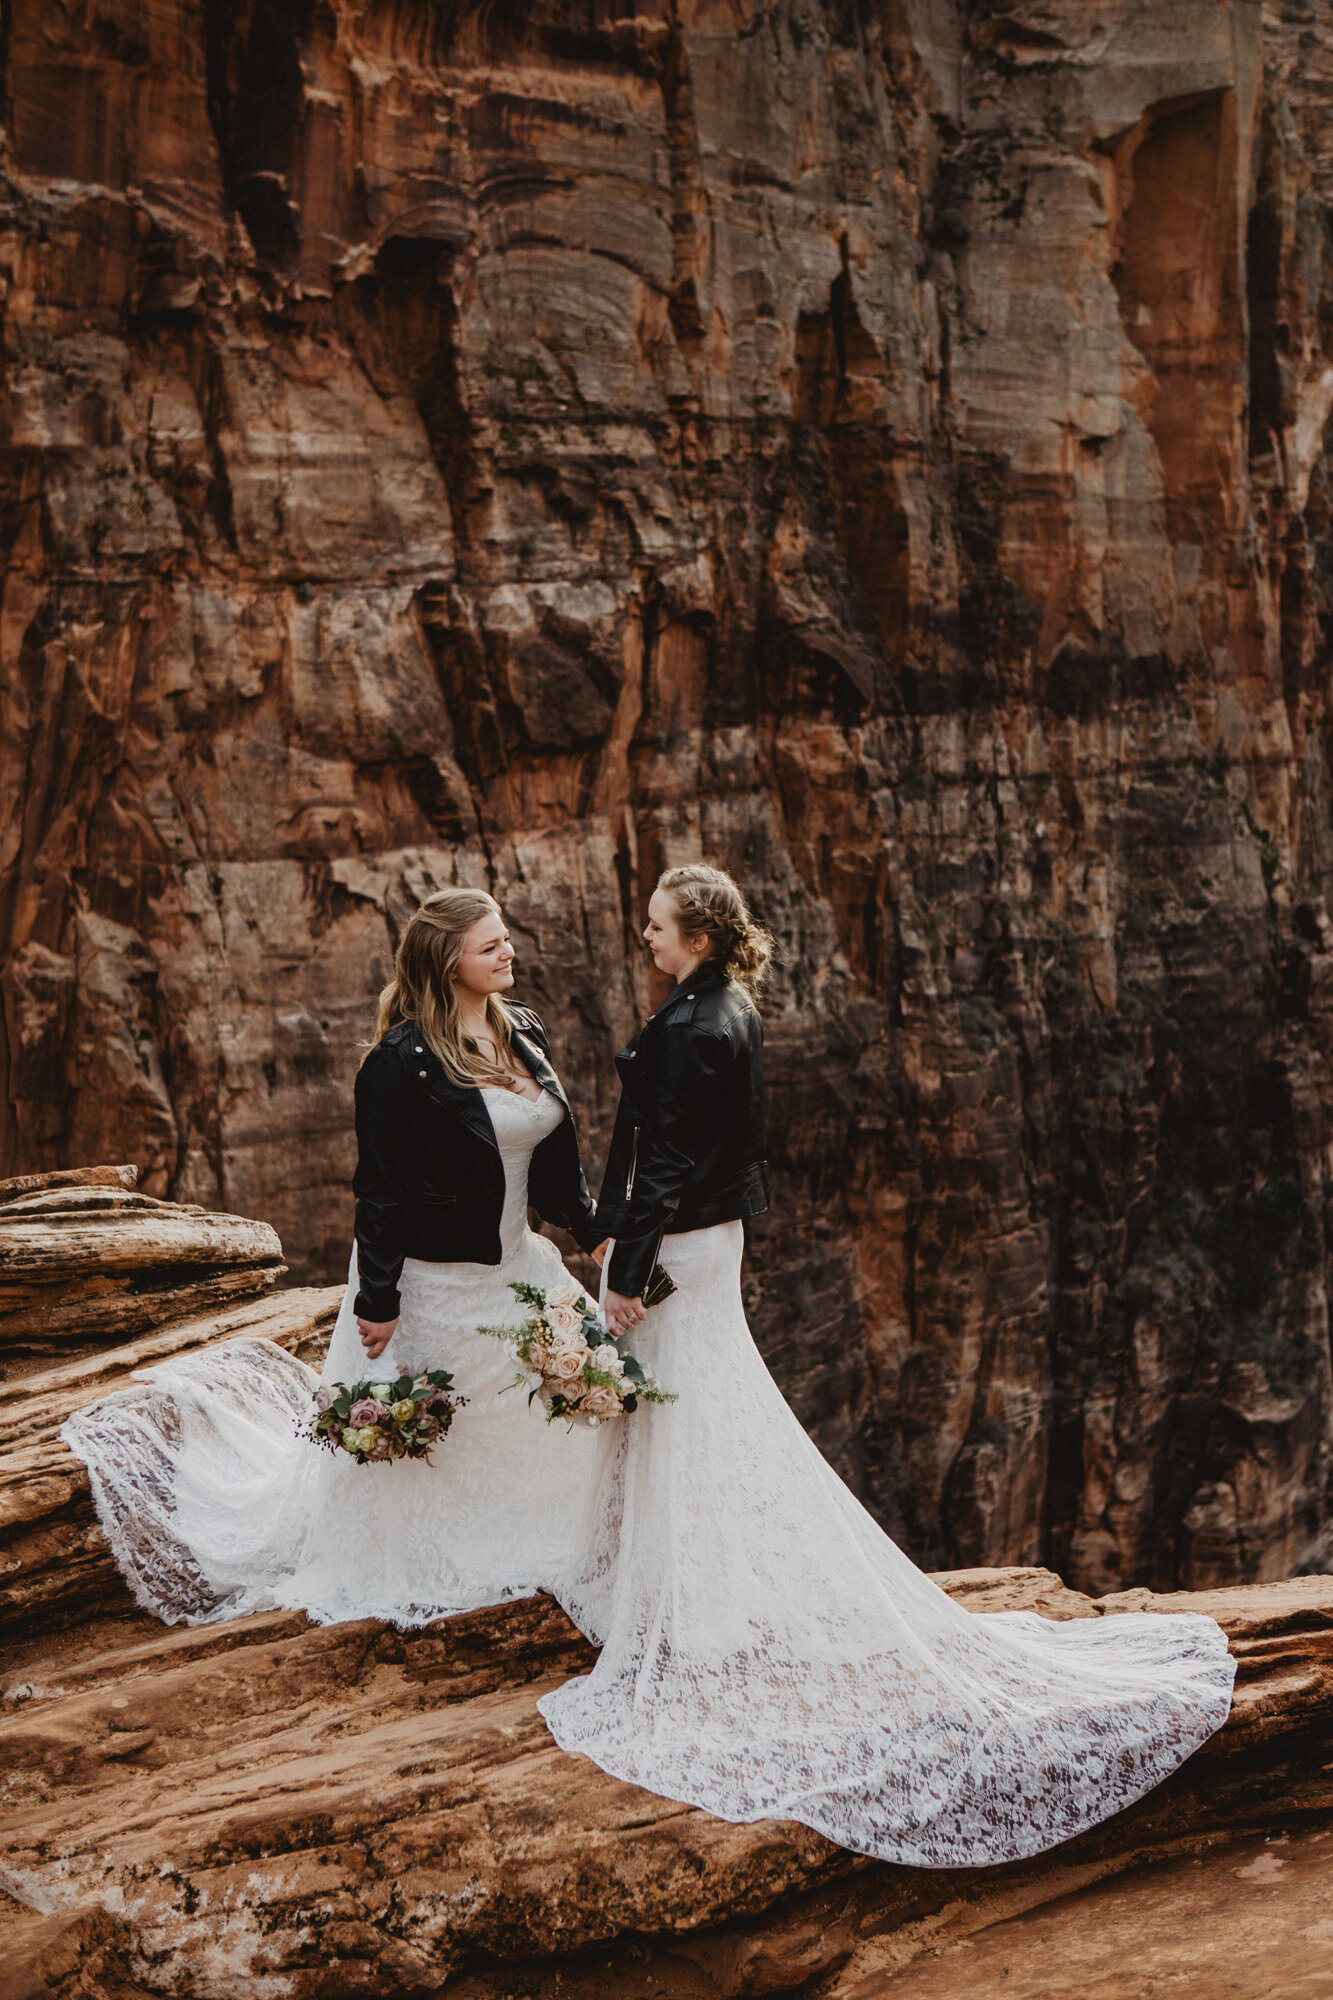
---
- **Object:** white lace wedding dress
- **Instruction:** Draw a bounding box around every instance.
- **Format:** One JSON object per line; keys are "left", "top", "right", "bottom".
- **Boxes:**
{"left": 66, "top": 1109, "right": 1237, "bottom": 1868}
{"left": 64, "top": 1087, "right": 613, "bottom": 1628}
{"left": 540, "top": 1220, "right": 1236, "bottom": 1866}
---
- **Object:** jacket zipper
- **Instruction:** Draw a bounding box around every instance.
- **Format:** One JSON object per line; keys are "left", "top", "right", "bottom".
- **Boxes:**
{"left": 626, "top": 1125, "right": 641, "bottom": 1201}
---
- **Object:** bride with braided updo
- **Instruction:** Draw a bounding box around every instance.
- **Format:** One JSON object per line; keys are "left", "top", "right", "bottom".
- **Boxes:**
{"left": 537, "top": 864, "right": 1235, "bottom": 1864}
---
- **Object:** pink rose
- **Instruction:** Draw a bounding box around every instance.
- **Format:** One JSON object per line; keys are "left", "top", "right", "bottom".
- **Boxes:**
{"left": 314, "top": 1386, "right": 334, "bottom": 1412}
{"left": 582, "top": 1385, "right": 619, "bottom": 1418}
{"left": 350, "top": 1398, "right": 384, "bottom": 1428}
{"left": 552, "top": 1346, "right": 589, "bottom": 1382}
{"left": 367, "top": 1438, "right": 391, "bottom": 1462}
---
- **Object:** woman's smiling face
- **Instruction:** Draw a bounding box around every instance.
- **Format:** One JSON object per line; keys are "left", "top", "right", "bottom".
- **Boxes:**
{"left": 644, "top": 886, "right": 711, "bottom": 983}
{"left": 454, "top": 911, "right": 516, "bottom": 997}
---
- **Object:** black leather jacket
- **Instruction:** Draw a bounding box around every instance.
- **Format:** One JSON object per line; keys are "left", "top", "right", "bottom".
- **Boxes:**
{"left": 595, "top": 960, "right": 769, "bottom": 1297}
{"left": 352, "top": 1009, "right": 601, "bottom": 1322}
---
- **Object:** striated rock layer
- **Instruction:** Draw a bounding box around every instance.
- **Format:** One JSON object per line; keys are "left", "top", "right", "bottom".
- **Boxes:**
{"left": 0, "top": 1173, "right": 1330, "bottom": 1993}
{"left": 5, "top": 2, "right": 1333, "bottom": 1592}
{"left": 0, "top": 1164, "right": 287, "bottom": 1375}
{"left": 3, "top": 1560, "right": 1332, "bottom": 1998}
{"left": 0, "top": 1163, "right": 339, "bottom": 1637}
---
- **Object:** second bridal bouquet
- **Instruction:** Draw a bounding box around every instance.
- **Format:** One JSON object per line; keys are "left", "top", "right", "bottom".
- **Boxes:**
{"left": 310, "top": 1368, "right": 464, "bottom": 1463}
{"left": 480, "top": 1277, "right": 675, "bottom": 1426}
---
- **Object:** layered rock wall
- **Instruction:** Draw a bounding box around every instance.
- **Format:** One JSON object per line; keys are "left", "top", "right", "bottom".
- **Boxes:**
{"left": 5, "top": 1, "right": 1333, "bottom": 1590}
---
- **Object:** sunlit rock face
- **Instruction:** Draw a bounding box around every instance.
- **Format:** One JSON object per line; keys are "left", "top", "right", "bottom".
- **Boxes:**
{"left": 3, "top": 1, "right": 1333, "bottom": 1590}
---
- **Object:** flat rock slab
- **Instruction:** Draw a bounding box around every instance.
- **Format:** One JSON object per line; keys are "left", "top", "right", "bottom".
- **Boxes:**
{"left": 826, "top": 1820, "right": 1333, "bottom": 1999}
{"left": 2, "top": 1569, "right": 1331, "bottom": 1997}
{"left": 0, "top": 1172, "right": 288, "bottom": 1365}
{"left": 0, "top": 1286, "right": 343, "bottom": 1639}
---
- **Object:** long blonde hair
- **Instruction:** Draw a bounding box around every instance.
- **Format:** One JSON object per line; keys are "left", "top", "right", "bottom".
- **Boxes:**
{"left": 374, "top": 888, "right": 521, "bottom": 1089}
{"left": 658, "top": 865, "right": 774, "bottom": 994}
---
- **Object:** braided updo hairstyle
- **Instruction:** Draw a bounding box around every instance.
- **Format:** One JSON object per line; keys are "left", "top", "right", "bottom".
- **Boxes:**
{"left": 657, "top": 864, "right": 775, "bottom": 994}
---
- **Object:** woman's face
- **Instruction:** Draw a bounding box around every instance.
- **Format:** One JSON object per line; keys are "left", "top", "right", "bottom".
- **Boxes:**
{"left": 454, "top": 911, "right": 516, "bottom": 999}
{"left": 644, "top": 886, "right": 711, "bottom": 983}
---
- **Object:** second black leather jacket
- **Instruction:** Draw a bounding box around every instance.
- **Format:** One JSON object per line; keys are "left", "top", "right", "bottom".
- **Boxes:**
{"left": 595, "top": 959, "right": 769, "bottom": 1297}
{"left": 352, "top": 1008, "right": 601, "bottom": 1322}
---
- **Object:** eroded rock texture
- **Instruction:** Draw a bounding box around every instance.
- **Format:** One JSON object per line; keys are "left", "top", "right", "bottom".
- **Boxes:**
{"left": 0, "top": 1163, "right": 286, "bottom": 1373}
{"left": 5, "top": 1, "right": 1333, "bottom": 1592}
{"left": 4, "top": 1559, "right": 1333, "bottom": 1997}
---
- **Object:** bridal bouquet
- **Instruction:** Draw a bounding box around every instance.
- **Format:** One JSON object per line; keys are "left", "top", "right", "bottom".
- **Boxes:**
{"left": 479, "top": 1277, "right": 674, "bottom": 1426}
{"left": 310, "top": 1368, "right": 464, "bottom": 1463}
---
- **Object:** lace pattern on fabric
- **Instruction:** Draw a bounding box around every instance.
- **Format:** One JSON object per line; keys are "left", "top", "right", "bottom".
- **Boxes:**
{"left": 64, "top": 1084, "right": 613, "bottom": 1629}
{"left": 540, "top": 1221, "right": 1237, "bottom": 1868}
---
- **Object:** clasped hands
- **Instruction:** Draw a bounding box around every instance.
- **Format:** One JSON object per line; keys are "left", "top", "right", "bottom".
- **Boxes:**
{"left": 355, "top": 1239, "right": 645, "bottom": 1359}
{"left": 593, "top": 1239, "right": 646, "bottom": 1338}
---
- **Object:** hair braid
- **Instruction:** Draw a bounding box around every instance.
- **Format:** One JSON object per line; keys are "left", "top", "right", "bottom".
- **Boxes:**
{"left": 658, "top": 865, "right": 774, "bottom": 993}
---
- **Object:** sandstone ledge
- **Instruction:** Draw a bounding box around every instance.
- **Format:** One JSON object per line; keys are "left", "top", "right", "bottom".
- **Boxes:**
{"left": 2, "top": 1566, "right": 1331, "bottom": 1999}
{"left": 0, "top": 1284, "right": 343, "bottom": 1641}
{"left": 0, "top": 1169, "right": 288, "bottom": 1372}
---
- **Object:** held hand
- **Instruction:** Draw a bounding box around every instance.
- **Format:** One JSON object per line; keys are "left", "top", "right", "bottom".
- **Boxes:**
{"left": 356, "top": 1316, "right": 399, "bottom": 1360}
{"left": 603, "top": 1289, "right": 645, "bottom": 1337}
{"left": 591, "top": 1239, "right": 610, "bottom": 1269}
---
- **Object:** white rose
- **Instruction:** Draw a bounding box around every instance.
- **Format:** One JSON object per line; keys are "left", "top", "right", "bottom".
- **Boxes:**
{"left": 552, "top": 1346, "right": 589, "bottom": 1382}
{"left": 545, "top": 1301, "right": 586, "bottom": 1340}
{"left": 370, "top": 1384, "right": 393, "bottom": 1402}
{"left": 545, "top": 1275, "right": 584, "bottom": 1312}
{"left": 593, "top": 1343, "right": 627, "bottom": 1378}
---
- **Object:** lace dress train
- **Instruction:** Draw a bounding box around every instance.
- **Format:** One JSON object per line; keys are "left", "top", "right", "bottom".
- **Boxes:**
{"left": 540, "top": 1220, "right": 1237, "bottom": 1867}
{"left": 62, "top": 1088, "right": 613, "bottom": 1628}
{"left": 65, "top": 1108, "right": 1236, "bottom": 1868}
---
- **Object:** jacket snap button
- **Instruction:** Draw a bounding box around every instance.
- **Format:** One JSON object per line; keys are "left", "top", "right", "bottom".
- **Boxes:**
{"left": 414, "top": 1045, "right": 423, "bottom": 1053}
{"left": 418, "top": 1069, "right": 427, "bottom": 1079}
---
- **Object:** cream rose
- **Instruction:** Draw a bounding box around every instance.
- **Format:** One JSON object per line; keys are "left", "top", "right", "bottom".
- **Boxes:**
{"left": 545, "top": 1300, "right": 587, "bottom": 1340}
{"left": 582, "top": 1385, "right": 619, "bottom": 1418}
{"left": 552, "top": 1345, "right": 589, "bottom": 1382}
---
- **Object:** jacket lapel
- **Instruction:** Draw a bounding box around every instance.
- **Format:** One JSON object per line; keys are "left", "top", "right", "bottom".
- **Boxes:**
{"left": 615, "top": 960, "right": 728, "bottom": 1095}
{"left": 511, "top": 1024, "right": 570, "bottom": 1114}
{"left": 411, "top": 1018, "right": 566, "bottom": 1141}
{"left": 414, "top": 1046, "right": 500, "bottom": 1151}
{"left": 641, "top": 957, "right": 727, "bottom": 1035}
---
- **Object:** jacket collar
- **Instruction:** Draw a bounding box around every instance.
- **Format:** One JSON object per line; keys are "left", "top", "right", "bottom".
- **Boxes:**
{"left": 510, "top": 1022, "right": 570, "bottom": 1114}
{"left": 405, "top": 1019, "right": 567, "bottom": 1150}
{"left": 648, "top": 955, "right": 728, "bottom": 1024}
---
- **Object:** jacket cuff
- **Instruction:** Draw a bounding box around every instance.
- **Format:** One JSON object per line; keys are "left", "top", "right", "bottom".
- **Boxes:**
{"left": 353, "top": 1284, "right": 401, "bottom": 1323}
{"left": 569, "top": 1206, "right": 605, "bottom": 1256}
{"left": 608, "top": 1229, "right": 662, "bottom": 1299}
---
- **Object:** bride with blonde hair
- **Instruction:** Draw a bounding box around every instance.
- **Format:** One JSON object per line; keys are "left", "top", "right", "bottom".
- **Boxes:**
{"left": 66, "top": 886, "right": 615, "bottom": 1627}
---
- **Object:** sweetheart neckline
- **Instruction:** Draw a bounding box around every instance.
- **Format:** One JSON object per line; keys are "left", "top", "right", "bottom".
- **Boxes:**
{"left": 480, "top": 1083, "right": 549, "bottom": 1112}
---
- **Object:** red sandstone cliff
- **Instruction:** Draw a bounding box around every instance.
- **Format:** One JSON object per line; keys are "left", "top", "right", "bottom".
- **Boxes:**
{"left": 4, "top": 0, "right": 1333, "bottom": 1593}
